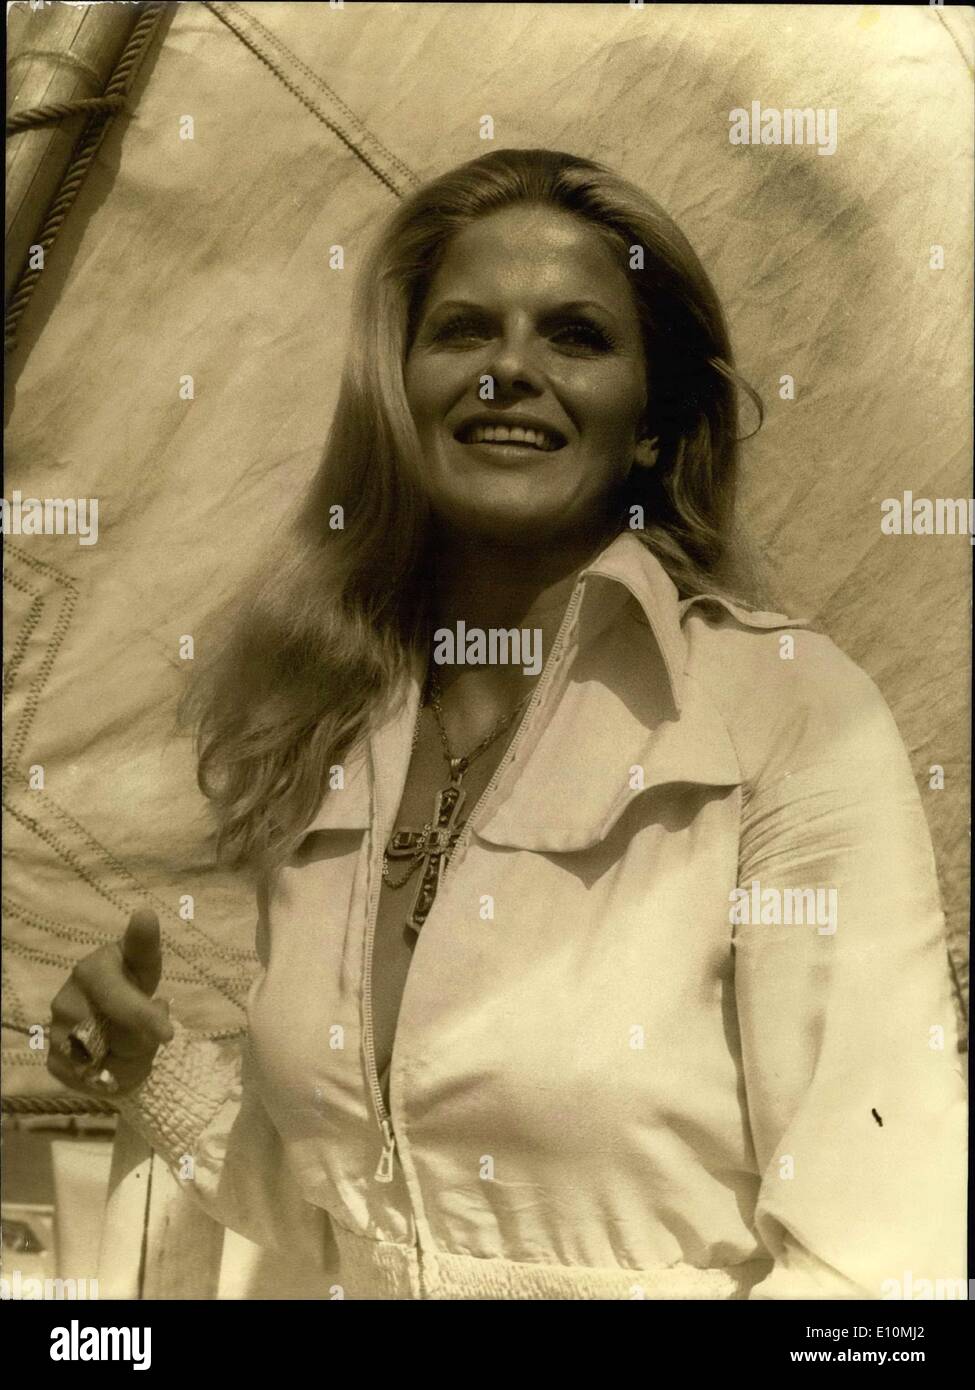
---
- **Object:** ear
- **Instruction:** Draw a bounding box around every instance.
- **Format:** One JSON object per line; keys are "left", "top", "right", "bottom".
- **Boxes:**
{"left": 632, "top": 435, "right": 659, "bottom": 469}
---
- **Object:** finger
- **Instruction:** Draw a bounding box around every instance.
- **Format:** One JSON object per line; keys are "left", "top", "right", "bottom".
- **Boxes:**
{"left": 120, "top": 908, "right": 163, "bottom": 996}
{"left": 50, "top": 976, "right": 94, "bottom": 1039}
{"left": 54, "top": 963, "right": 136, "bottom": 1062}
{"left": 46, "top": 1047, "right": 109, "bottom": 1097}
{"left": 73, "top": 945, "right": 173, "bottom": 1044}
{"left": 78, "top": 966, "right": 173, "bottom": 1045}
{"left": 47, "top": 1002, "right": 158, "bottom": 1089}
{"left": 46, "top": 1046, "right": 146, "bottom": 1098}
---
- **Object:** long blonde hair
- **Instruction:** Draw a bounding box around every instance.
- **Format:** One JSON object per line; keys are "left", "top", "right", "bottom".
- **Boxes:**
{"left": 179, "top": 147, "right": 762, "bottom": 882}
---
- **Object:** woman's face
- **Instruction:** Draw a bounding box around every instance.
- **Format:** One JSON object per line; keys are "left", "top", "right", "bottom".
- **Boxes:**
{"left": 403, "top": 203, "right": 650, "bottom": 546}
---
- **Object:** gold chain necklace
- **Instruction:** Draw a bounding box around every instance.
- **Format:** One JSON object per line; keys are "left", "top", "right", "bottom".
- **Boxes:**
{"left": 381, "top": 667, "right": 531, "bottom": 933}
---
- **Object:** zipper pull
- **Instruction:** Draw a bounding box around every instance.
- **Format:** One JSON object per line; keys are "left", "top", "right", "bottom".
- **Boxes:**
{"left": 374, "top": 1117, "right": 397, "bottom": 1183}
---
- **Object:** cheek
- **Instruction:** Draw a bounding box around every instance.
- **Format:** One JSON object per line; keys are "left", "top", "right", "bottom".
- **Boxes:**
{"left": 404, "top": 355, "right": 463, "bottom": 430}
{"left": 567, "top": 366, "right": 646, "bottom": 435}
{"left": 403, "top": 358, "right": 435, "bottom": 426}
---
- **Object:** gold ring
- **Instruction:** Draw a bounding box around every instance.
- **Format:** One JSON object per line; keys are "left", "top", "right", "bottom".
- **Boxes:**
{"left": 66, "top": 1014, "right": 110, "bottom": 1070}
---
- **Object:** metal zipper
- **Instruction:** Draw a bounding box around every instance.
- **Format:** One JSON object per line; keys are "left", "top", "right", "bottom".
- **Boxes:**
{"left": 363, "top": 574, "right": 586, "bottom": 1186}
{"left": 447, "top": 575, "right": 587, "bottom": 864}
{"left": 362, "top": 751, "right": 400, "bottom": 1183}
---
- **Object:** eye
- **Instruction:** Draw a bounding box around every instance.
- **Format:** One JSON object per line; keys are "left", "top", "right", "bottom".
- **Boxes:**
{"left": 428, "top": 313, "right": 619, "bottom": 351}
{"left": 431, "top": 314, "right": 489, "bottom": 344}
{"left": 550, "top": 319, "right": 617, "bottom": 352}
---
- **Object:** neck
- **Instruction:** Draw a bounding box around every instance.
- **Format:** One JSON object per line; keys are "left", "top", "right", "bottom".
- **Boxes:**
{"left": 424, "top": 518, "right": 620, "bottom": 707}
{"left": 432, "top": 524, "right": 615, "bottom": 630}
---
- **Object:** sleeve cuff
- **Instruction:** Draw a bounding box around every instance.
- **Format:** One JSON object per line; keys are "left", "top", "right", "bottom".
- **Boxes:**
{"left": 114, "top": 1017, "right": 243, "bottom": 1166}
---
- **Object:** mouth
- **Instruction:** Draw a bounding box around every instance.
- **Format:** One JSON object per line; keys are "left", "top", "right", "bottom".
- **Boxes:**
{"left": 452, "top": 420, "right": 568, "bottom": 453}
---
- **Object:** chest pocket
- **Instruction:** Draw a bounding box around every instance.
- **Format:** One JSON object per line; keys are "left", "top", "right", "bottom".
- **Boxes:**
{"left": 473, "top": 670, "right": 743, "bottom": 854}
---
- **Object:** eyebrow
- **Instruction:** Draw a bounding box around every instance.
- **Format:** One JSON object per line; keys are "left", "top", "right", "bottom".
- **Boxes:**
{"left": 426, "top": 297, "right": 620, "bottom": 323}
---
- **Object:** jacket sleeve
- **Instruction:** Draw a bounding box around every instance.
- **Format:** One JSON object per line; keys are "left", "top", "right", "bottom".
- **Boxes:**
{"left": 733, "top": 652, "right": 967, "bottom": 1300}
{"left": 114, "top": 888, "right": 337, "bottom": 1273}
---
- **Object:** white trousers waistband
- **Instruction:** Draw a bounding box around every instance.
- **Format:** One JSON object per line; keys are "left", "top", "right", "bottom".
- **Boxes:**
{"left": 330, "top": 1223, "right": 770, "bottom": 1300}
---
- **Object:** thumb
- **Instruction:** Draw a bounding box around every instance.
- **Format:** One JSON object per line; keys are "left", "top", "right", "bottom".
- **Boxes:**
{"left": 120, "top": 907, "right": 163, "bottom": 998}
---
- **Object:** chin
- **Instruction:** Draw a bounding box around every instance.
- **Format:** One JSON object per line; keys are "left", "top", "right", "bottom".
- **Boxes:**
{"left": 423, "top": 459, "right": 621, "bottom": 543}
{"left": 430, "top": 497, "right": 596, "bottom": 549}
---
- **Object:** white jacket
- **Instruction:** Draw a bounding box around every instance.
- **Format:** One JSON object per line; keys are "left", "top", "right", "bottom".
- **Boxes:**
{"left": 120, "top": 530, "right": 967, "bottom": 1299}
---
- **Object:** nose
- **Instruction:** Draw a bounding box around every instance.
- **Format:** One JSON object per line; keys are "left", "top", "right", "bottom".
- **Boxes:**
{"left": 482, "top": 318, "right": 544, "bottom": 398}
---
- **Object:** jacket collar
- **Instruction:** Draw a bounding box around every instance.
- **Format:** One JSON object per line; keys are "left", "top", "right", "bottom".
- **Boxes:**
{"left": 297, "top": 530, "right": 802, "bottom": 847}
{"left": 575, "top": 529, "right": 808, "bottom": 714}
{"left": 575, "top": 530, "right": 689, "bottom": 716}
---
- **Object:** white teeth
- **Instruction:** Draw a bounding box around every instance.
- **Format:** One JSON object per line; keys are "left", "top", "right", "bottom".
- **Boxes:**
{"left": 463, "top": 424, "right": 557, "bottom": 450}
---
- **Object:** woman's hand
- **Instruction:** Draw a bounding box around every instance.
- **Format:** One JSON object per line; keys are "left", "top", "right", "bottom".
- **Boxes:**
{"left": 47, "top": 908, "right": 175, "bottom": 1096}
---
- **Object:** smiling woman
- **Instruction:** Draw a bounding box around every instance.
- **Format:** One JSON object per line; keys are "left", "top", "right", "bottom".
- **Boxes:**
{"left": 403, "top": 202, "right": 656, "bottom": 547}
{"left": 48, "top": 147, "right": 965, "bottom": 1301}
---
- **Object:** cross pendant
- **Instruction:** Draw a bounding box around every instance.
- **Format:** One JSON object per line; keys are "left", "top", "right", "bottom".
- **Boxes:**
{"left": 385, "top": 782, "right": 467, "bottom": 933}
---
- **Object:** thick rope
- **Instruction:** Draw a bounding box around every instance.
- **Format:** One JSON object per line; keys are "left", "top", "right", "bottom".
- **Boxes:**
{"left": 6, "top": 94, "right": 126, "bottom": 136}
{"left": 2, "top": 1093, "right": 117, "bottom": 1116}
{"left": 4, "top": 2, "right": 166, "bottom": 354}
